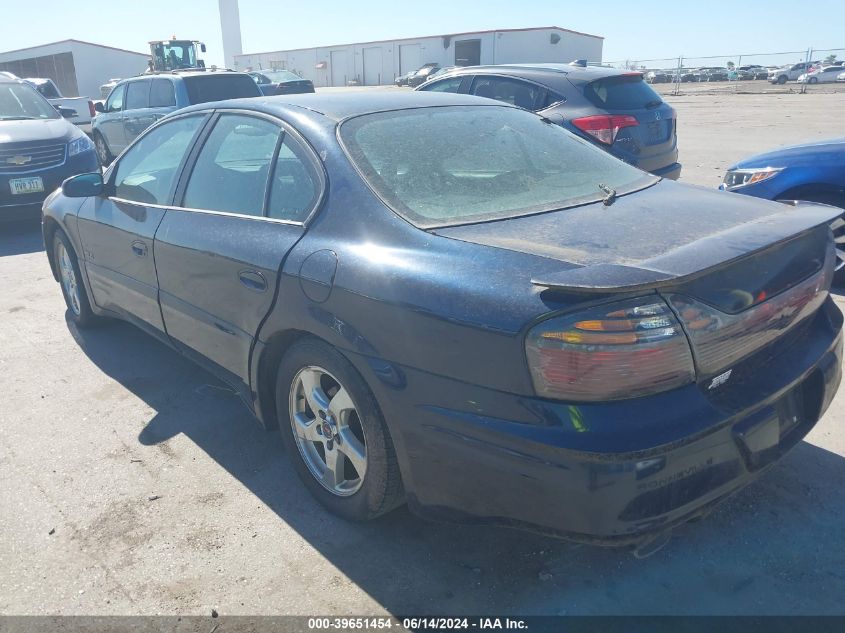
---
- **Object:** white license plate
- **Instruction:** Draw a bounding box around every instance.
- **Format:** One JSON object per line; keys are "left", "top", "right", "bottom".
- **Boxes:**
{"left": 10, "top": 176, "right": 44, "bottom": 195}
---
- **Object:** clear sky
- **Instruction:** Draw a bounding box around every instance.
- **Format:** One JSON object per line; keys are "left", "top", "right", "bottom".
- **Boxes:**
{"left": 1, "top": 0, "right": 842, "bottom": 69}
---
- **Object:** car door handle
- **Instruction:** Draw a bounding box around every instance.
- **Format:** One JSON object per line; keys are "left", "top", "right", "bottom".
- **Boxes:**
{"left": 238, "top": 270, "right": 267, "bottom": 292}
{"left": 131, "top": 241, "right": 147, "bottom": 257}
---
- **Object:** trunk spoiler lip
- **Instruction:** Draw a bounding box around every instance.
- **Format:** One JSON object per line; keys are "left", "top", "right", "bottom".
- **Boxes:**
{"left": 531, "top": 202, "right": 841, "bottom": 294}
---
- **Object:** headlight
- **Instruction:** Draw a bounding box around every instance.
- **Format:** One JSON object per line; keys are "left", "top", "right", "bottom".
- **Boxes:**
{"left": 68, "top": 134, "right": 94, "bottom": 157}
{"left": 722, "top": 167, "right": 783, "bottom": 189}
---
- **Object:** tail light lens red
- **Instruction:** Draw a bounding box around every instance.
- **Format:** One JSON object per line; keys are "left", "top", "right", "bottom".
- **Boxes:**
{"left": 571, "top": 114, "right": 639, "bottom": 145}
{"left": 88, "top": 100, "right": 96, "bottom": 118}
{"left": 525, "top": 297, "right": 695, "bottom": 401}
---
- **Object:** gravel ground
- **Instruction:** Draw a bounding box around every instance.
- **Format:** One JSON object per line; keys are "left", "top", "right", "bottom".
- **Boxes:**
{"left": 0, "top": 91, "right": 844, "bottom": 616}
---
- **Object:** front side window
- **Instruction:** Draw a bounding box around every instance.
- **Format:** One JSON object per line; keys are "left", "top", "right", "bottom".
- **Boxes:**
{"left": 183, "top": 114, "right": 280, "bottom": 216}
{"left": 471, "top": 76, "right": 542, "bottom": 110}
{"left": 113, "top": 115, "right": 205, "bottom": 205}
{"left": 105, "top": 84, "right": 125, "bottom": 112}
{"left": 419, "top": 76, "right": 464, "bottom": 93}
{"left": 340, "top": 105, "right": 654, "bottom": 228}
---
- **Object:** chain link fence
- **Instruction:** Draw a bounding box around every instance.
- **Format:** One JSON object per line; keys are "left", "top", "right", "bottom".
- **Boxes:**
{"left": 601, "top": 47, "right": 844, "bottom": 95}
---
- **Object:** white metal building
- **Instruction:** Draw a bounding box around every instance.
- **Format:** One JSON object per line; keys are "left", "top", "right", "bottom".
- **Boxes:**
{"left": 234, "top": 26, "right": 604, "bottom": 87}
{"left": 0, "top": 40, "right": 150, "bottom": 99}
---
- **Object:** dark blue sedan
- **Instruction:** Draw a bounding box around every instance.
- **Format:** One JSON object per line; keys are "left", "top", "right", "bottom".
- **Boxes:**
{"left": 42, "top": 92, "right": 842, "bottom": 549}
{"left": 721, "top": 138, "right": 845, "bottom": 283}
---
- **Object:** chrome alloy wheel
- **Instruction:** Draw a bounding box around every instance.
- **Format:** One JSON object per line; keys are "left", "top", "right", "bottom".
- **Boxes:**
{"left": 94, "top": 135, "right": 109, "bottom": 164}
{"left": 288, "top": 366, "right": 367, "bottom": 496}
{"left": 57, "top": 241, "right": 81, "bottom": 316}
{"left": 832, "top": 214, "right": 845, "bottom": 273}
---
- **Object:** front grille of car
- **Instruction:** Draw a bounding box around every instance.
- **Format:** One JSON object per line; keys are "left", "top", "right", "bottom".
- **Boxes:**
{"left": 0, "top": 143, "right": 66, "bottom": 173}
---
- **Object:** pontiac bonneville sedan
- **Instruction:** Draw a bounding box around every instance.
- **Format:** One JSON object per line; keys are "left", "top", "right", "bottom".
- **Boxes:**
{"left": 43, "top": 92, "right": 842, "bottom": 550}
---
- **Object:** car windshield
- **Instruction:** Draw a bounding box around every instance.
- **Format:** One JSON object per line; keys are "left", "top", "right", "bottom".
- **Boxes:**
{"left": 261, "top": 70, "right": 303, "bottom": 83}
{"left": 340, "top": 105, "right": 655, "bottom": 228}
{"left": 0, "top": 82, "right": 59, "bottom": 120}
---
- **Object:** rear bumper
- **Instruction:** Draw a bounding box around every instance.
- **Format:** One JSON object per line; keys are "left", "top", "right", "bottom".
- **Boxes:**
{"left": 364, "top": 297, "right": 842, "bottom": 546}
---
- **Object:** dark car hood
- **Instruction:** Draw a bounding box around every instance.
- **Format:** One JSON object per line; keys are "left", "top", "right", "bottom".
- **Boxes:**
{"left": 434, "top": 179, "right": 840, "bottom": 292}
{"left": 0, "top": 118, "right": 75, "bottom": 145}
{"left": 730, "top": 138, "right": 845, "bottom": 170}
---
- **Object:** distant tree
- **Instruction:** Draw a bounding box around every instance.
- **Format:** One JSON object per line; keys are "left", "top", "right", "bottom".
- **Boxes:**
{"left": 727, "top": 61, "right": 735, "bottom": 69}
{"left": 825, "top": 54, "right": 837, "bottom": 64}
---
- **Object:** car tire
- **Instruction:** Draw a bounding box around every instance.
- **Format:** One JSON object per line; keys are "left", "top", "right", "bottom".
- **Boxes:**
{"left": 809, "top": 77, "right": 818, "bottom": 84}
{"left": 275, "top": 338, "right": 404, "bottom": 521}
{"left": 53, "top": 230, "right": 99, "bottom": 328}
{"left": 93, "top": 132, "right": 113, "bottom": 166}
{"left": 777, "top": 75, "right": 787, "bottom": 85}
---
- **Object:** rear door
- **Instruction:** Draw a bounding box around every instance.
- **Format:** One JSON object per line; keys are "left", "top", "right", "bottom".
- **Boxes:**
{"left": 77, "top": 114, "right": 208, "bottom": 338}
{"left": 577, "top": 74, "right": 678, "bottom": 175}
{"left": 154, "top": 111, "right": 322, "bottom": 386}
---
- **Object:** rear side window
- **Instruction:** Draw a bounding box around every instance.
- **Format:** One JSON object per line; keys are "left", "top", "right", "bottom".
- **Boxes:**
{"left": 125, "top": 80, "right": 150, "bottom": 110}
{"left": 150, "top": 79, "right": 176, "bottom": 107}
{"left": 182, "top": 75, "right": 261, "bottom": 104}
{"left": 267, "top": 136, "right": 319, "bottom": 222}
{"left": 584, "top": 75, "right": 663, "bottom": 109}
{"left": 182, "top": 114, "right": 280, "bottom": 216}
{"left": 471, "top": 76, "right": 543, "bottom": 111}
{"left": 419, "top": 76, "right": 463, "bottom": 93}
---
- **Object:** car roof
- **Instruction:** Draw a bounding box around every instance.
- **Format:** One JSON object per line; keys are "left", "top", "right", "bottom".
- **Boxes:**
{"left": 178, "top": 90, "right": 515, "bottom": 123}
{"left": 427, "top": 63, "right": 638, "bottom": 89}
{"left": 121, "top": 70, "right": 248, "bottom": 84}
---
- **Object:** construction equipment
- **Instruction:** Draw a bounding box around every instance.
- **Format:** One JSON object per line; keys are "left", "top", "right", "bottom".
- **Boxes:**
{"left": 148, "top": 38, "right": 207, "bottom": 73}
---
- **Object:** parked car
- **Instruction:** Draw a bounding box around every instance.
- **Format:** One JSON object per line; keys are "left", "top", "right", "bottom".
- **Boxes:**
{"left": 417, "top": 63, "right": 681, "bottom": 179}
{"left": 769, "top": 61, "right": 820, "bottom": 84}
{"left": 0, "top": 74, "right": 98, "bottom": 222}
{"left": 23, "top": 78, "right": 95, "bottom": 134}
{"left": 721, "top": 138, "right": 845, "bottom": 283}
{"left": 645, "top": 70, "right": 672, "bottom": 84}
{"left": 838, "top": 70, "right": 845, "bottom": 82}
{"left": 797, "top": 66, "right": 844, "bottom": 84}
{"left": 736, "top": 65, "right": 768, "bottom": 80}
{"left": 407, "top": 63, "right": 441, "bottom": 88}
{"left": 425, "top": 66, "right": 457, "bottom": 82}
{"left": 701, "top": 67, "right": 729, "bottom": 82}
{"left": 42, "top": 92, "right": 843, "bottom": 548}
{"left": 92, "top": 70, "right": 261, "bottom": 166}
{"left": 248, "top": 70, "right": 315, "bottom": 96}
{"left": 394, "top": 71, "right": 415, "bottom": 87}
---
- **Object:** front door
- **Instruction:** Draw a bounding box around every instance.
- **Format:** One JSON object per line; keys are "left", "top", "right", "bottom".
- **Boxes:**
{"left": 98, "top": 83, "right": 127, "bottom": 154}
{"left": 154, "top": 113, "right": 322, "bottom": 385}
{"left": 77, "top": 114, "right": 208, "bottom": 337}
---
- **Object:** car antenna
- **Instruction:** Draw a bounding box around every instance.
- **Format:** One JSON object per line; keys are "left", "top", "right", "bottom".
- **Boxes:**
{"left": 598, "top": 183, "right": 617, "bottom": 206}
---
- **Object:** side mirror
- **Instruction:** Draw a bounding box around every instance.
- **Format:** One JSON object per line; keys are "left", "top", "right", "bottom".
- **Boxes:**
{"left": 57, "top": 106, "right": 78, "bottom": 118}
{"left": 62, "top": 172, "right": 104, "bottom": 198}
{"left": 200, "top": 43, "right": 207, "bottom": 53}
{"left": 94, "top": 101, "right": 105, "bottom": 113}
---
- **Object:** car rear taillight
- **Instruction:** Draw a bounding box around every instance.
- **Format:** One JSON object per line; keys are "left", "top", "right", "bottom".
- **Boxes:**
{"left": 525, "top": 297, "right": 695, "bottom": 401}
{"left": 571, "top": 114, "right": 639, "bottom": 145}
{"left": 88, "top": 100, "right": 95, "bottom": 118}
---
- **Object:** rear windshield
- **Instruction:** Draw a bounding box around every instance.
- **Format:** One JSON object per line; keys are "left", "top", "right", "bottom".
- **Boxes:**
{"left": 583, "top": 75, "right": 663, "bottom": 110}
{"left": 183, "top": 74, "right": 261, "bottom": 104}
{"left": 340, "top": 105, "right": 654, "bottom": 228}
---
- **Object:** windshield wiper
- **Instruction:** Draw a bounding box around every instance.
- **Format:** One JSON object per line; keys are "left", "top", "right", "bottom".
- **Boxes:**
{"left": 598, "top": 183, "right": 617, "bottom": 206}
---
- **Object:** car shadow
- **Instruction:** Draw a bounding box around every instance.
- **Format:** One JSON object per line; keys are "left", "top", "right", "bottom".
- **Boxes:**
{"left": 67, "top": 316, "right": 845, "bottom": 615}
{"left": 0, "top": 219, "right": 44, "bottom": 257}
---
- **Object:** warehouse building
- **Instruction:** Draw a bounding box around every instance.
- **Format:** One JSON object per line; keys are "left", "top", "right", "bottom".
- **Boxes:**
{"left": 0, "top": 40, "right": 149, "bottom": 99}
{"left": 234, "top": 26, "right": 604, "bottom": 87}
